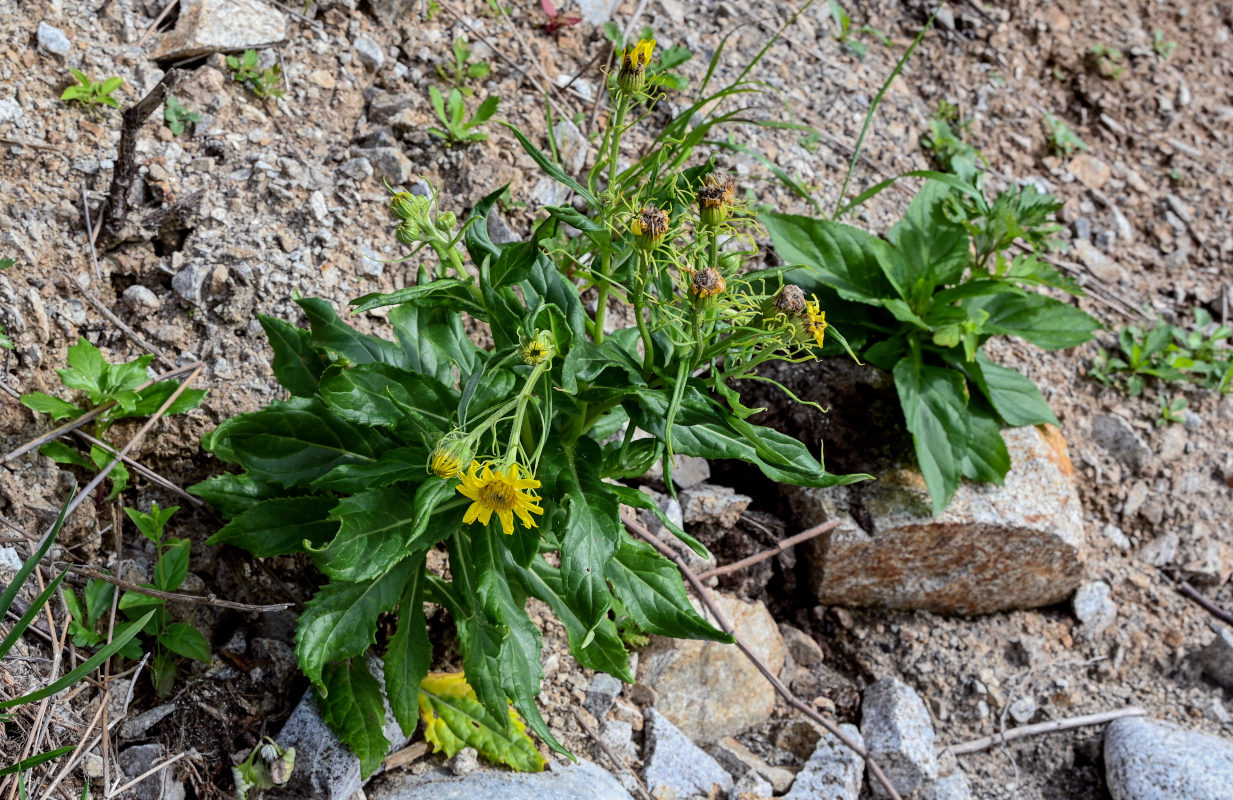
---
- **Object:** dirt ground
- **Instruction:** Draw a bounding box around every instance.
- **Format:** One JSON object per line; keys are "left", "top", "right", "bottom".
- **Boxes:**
{"left": 1, "top": 0, "right": 1231, "bottom": 797}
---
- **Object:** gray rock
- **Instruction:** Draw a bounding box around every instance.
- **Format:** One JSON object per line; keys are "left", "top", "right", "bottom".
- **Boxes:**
{"left": 1179, "top": 522, "right": 1232, "bottom": 587}
{"left": 269, "top": 659, "right": 412, "bottom": 800}
{"left": 122, "top": 284, "right": 161, "bottom": 312}
{"left": 584, "top": 672, "right": 624, "bottom": 719}
{"left": 680, "top": 484, "right": 751, "bottom": 528}
{"left": 600, "top": 718, "right": 636, "bottom": 763}
{"left": 0, "top": 98, "right": 24, "bottom": 125}
{"left": 860, "top": 678, "right": 938, "bottom": 799}
{"left": 120, "top": 703, "right": 176, "bottom": 740}
{"left": 370, "top": 759, "right": 633, "bottom": 799}
{"left": 1102, "top": 523, "right": 1131, "bottom": 552}
{"left": 1072, "top": 581, "right": 1117, "bottom": 637}
{"left": 0, "top": 546, "right": 24, "bottom": 572}
{"left": 920, "top": 772, "right": 974, "bottom": 800}
{"left": 353, "top": 36, "right": 385, "bottom": 71}
{"left": 118, "top": 744, "right": 186, "bottom": 800}
{"left": 1074, "top": 239, "right": 1122, "bottom": 282}
{"left": 645, "top": 452, "right": 711, "bottom": 489}
{"left": 352, "top": 146, "right": 412, "bottom": 185}
{"left": 730, "top": 769, "right": 774, "bottom": 800}
{"left": 1137, "top": 530, "right": 1179, "bottom": 568}
{"left": 639, "top": 594, "right": 784, "bottom": 743}
{"left": 1105, "top": 716, "right": 1233, "bottom": 800}
{"left": 779, "top": 624, "right": 824, "bottom": 669}
{"left": 553, "top": 120, "right": 588, "bottom": 177}
{"left": 449, "top": 747, "right": 479, "bottom": 776}
{"left": 1008, "top": 696, "right": 1036, "bottom": 724}
{"left": 643, "top": 708, "right": 734, "bottom": 798}
{"left": 576, "top": 0, "right": 616, "bottom": 24}
{"left": 171, "top": 262, "right": 215, "bottom": 307}
{"left": 708, "top": 737, "right": 794, "bottom": 793}
{"left": 1091, "top": 414, "right": 1150, "bottom": 473}
{"left": 339, "top": 157, "right": 374, "bottom": 181}
{"left": 789, "top": 426, "right": 1085, "bottom": 614}
{"left": 782, "top": 723, "right": 863, "bottom": 800}
{"left": 1195, "top": 627, "right": 1233, "bottom": 690}
{"left": 487, "top": 209, "right": 519, "bottom": 245}
{"left": 38, "top": 22, "right": 72, "bottom": 57}
{"left": 153, "top": 0, "right": 287, "bottom": 60}
{"left": 1072, "top": 217, "right": 1091, "bottom": 242}
{"left": 368, "top": 93, "right": 417, "bottom": 125}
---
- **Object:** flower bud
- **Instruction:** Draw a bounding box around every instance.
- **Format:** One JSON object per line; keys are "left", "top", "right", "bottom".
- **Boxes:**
{"left": 630, "top": 206, "right": 670, "bottom": 251}
{"left": 389, "top": 191, "right": 425, "bottom": 221}
{"left": 429, "top": 432, "right": 474, "bottom": 479}
{"left": 696, "top": 174, "right": 736, "bottom": 227}
{"left": 691, "top": 267, "right": 726, "bottom": 298}
{"left": 435, "top": 210, "right": 457, "bottom": 232}
{"left": 395, "top": 219, "right": 418, "bottom": 245}
{"left": 617, "top": 39, "right": 655, "bottom": 95}
{"left": 519, "top": 329, "right": 556, "bottom": 366}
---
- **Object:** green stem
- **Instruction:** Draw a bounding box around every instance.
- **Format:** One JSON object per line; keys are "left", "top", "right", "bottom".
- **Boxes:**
{"left": 707, "top": 228, "right": 720, "bottom": 272}
{"left": 502, "top": 362, "right": 551, "bottom": 465}
{"left": 633, "top": 251, "right": 655, "bottom": 373}
{"left": 593, "top": 248, "right": 613, "bottom": 345}
{"left": 594, "top": 95, "right": 631, "bottom": 347}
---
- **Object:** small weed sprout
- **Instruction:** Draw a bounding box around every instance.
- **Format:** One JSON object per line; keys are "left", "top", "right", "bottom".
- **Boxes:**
{"left": 826, "top": 0, "right": 890, "bottom": 58}
{"left": 437, "top": 37, "right": 492, "bottom": 96}
{"left": 427, "top": 86, "right": 499, "bottom": 144}
{"left": 1089, "top": 42, "right": 1126, "bottom": 79}
{"left": 1152, "top": 29, "right": 1177, "bottom": 59}
{"left": 1156, "top": 395, "right": 1187, "bottom": 427}
{"left": 60, "top": 69, "right": 123, "bottom": 114}
{"left": 226, "top": 49, "right": 285, "bottom": 98}
{"left": 1088, "top": 308, "right": 1233, "bottom": 397}
{"left": 1044, "top": 113, "right": 1088, "bottom": 157}
{"left": 163, "top": 94, "right": 200, "bottom": 136}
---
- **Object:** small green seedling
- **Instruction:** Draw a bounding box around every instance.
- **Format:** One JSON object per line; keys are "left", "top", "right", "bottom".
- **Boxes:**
{"left": 1044, "top": 113, "right": 1088, "bottom": 157}
{"left": 826, "top": 0, "right": 891, "bottom": 58}
{"left": 226, "top": 49, "right": 285, "bottom": 99}
{"left": 1153, "top": 30, "right": 1177, "bottom": 59}
{"left": 163, "top": 95, "right": 200, "bottom": 136}
{"left": 1157, "top": 395, "right": 1187, "bottom": 427}
{"left": 920, "top": 101, "right": 984, "bottom": 183}
{"left": 427, "top": 86, "right": 498, "bottom": 145}
{"left": 61, "top": 69, "right": 123, "bottom": 113}
{"left": 1089, "top": 42, "right": 1126, "bottom": 79}
{"left": 1089, "top": 308, "right": 1233, "bottom": 397}
{"left": 437, "top": 37, "right": 492, "bottom": 96}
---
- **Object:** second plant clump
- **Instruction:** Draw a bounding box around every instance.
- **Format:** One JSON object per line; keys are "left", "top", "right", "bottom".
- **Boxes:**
{"left": 190, "top": 36, "right": 863, "bottom": 773}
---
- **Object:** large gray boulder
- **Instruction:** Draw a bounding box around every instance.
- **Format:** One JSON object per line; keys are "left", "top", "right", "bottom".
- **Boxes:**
{"left": 153, "top": 0, "right": 287, "bottom": 60}
{"left": 1105, "top": 716, "right": 1233, "bottom": 800}
{"left": 369, "top": 759, "right": 633, "bottom": 800}
{"left": 788, "top": 425, "right": 1085, "bottom": 614}
{"left": 643, "top": 708, "right": 734, "bottom": 798}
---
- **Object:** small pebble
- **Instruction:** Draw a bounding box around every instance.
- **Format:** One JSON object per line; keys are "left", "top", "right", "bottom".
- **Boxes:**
{"left": 37, "top": 22, "right": 71, "bottom": 57}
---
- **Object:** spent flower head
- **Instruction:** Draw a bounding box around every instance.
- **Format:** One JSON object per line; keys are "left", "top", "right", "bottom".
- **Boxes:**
{"left": 773, "top": 284, "right": 807, "bottom": 315}
{"left": 691, "top": 267, "right": 726, "bottom": 298}
{"left": 696, "top": 173, "right": 737, "bottom": 227}
{"left": 630, "top": 206, "right": 670, "bottom": 251}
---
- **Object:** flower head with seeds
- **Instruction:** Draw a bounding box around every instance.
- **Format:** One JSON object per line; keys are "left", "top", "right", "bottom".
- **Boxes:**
{"left": 696, "top": 173, "right": 736, "bottom": 227}
{"left": 630, "top": 206, "right": 670, "bottom": 250}
{"left": 690, "top": 267, "right": 726, "bottom": 298}
{"left": 456, "top": 460, "right": 544, "bottom": 536}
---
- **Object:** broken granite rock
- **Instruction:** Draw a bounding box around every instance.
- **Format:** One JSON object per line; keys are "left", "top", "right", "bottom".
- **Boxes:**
{"left": 708, "top": 736, "right": 794, "bottom": 793}
{"left": 860, "top": 677, "right": 938, "bottom": 799}
{"left": 1072, "top": 580, "right": 1117, "bottom": 637}
{"left": 680, "top": 483, "right": 752, "bottom": 527}
{"left": 1194, "top": 627, "right": 1233, "bottom": 691}
{"left": 37, "top": 22, "right": 72, "bottom": 58}
{"left": 1105, "top": 716, "right": 1233, "bottom": 800}
{"left": 584, "top": 672, "right": 624, "bottom": 719}
{"left": 370, "top": 759, "right": 633, "bottom": 800}
{"left": 153, "top": 0, "right": 287, "bottom": 60}
{"left": 642, "top": 708, "right": 734, "bottom": 799}
{"left": 781, "top": 723, "right": 863, "bottom": 800}
{"left": 1090, "top": 414, "right": 1150, "bottom": 473}
{"left": 118, "top": 744, "right": 186, "bottom": 800}
{"left": 639, "top": 593, "right": 784, "bottom": 743}
{"left": 788, "top": 425, "right": 1085, "bottom": 614}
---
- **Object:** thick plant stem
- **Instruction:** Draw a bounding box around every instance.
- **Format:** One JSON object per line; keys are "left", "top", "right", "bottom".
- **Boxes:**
{"left": 593, "top": 249, "right": 613, "bottom": 345}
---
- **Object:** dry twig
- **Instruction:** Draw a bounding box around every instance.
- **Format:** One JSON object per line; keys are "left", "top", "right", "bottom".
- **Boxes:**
{"left": 61, "top": 564, "right": 294, "bottom": 613}
{"left": 69, "top": 430, "right": 202, "bottom": 507}
{"left": 1177, "top": 582, "right": 1233, "bottom": 627}
{"left": 943, "top": 707, "right": 1146, "bottom": 756}
{"left": 696, "top": 521, "right": 838, "bottom": 580}
{"left": 622, "top": 511, "right": 904, "bottom": 800}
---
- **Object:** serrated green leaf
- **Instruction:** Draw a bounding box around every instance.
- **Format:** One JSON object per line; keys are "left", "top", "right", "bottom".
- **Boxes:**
{"left": 259, "top": 316, "right": 325, "bottom": 397}
{"left": 971, "top": 293, "right": 1099, "bottom": 350}
{"left": 959, "top": 402, "right": 1010, "bottom": 484}
{"left": 296, "top": 556, "right": 415, "bottom": 689}
{"left": 160, "top": 622, "right": 211, "bottom": 662}
{"left": 318, "top": 363, "right": 455, "bottom": 434}
{"left": 310, "top": 446, "right": 428, "bottom": 492}
{"left": 605, "top": 539, "right": 730, "bottom": 641}
{"left": 893, "top": 358, "right": 970, "bottom": 515}
{"left": 389, "top": 303, "right": 481, "bottom": 388}
{"left": 417, "top": 672, "right": 547, "bottom": 772}
{"left": 887, "top": 180, "right": 971, "bottom": 293}
{"left": 59, "top": 337, "right": 107, "bottom": 402}
{"left": 296, "top": 297, "right": 410, "bottom": 369}
{"left": 19, "top": 392, "right": 84, "bottom": 421}
{"left": 188, "top": 472, "right": 279, "bottom": 518}
{"left": 206, "top": 495, "right": 338, "bottom": 557}
{"left": 385, "top": 555, "right": 430, "bottom": 737}
{"left": 350, "top": 278, "right": 472, "bottom": 315}
{"left": 319, "top": 659, "right": 389, "bottom": 778}
{"left": 763, "top": 212, "right": 896, "bottom": 304}
{"left": 550, "top": 439, "right": 620, "bottom": 635}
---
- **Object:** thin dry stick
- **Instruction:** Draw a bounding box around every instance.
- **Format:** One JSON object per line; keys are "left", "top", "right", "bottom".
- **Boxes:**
{"left": 571, "top": 707, "right": 655, "bottom": 800}
{"left": 62, "top": 271, "right": 174, "bottom": 368}
{"left": 696, "top": 521, "right": 838, "bottom": 580}
{"left": 622, "top": 512, "right": 904, "bottom": 800}
{"left": 944, "top": 707, "right": 1146, "bottom": 756}
{"left": 70, "top": 430, "right": 203, "bottom": 507}
{"left": 0, "top": 136, "right": 57, "bottom": 151}
{"left": 1177, "top": 582, "right": 1233, "bottom": 627}
{"left": 38, "top": 695, "right": 108, "bottom": 800}
{"left": 135, "top": 0, "right": 179, "bottom": 46}
{"left": 80, "top": 182, "right": 102, "bottom": 283}
{"left": 61, "top": 564, "right": 294, "bottom": 612}
{"left": 0, "top": 361, "right": 201, "bottom": 466}
{"left": 105, "top": 751, "right": 187, "bottom": 799}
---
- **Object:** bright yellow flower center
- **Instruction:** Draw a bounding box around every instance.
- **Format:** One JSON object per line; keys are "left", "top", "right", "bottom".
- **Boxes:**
{"left": 805, "top": 300, "right": 827, "bottom": 349}
{"left": 456, "top": 460, "right": 544, "bottom": 536}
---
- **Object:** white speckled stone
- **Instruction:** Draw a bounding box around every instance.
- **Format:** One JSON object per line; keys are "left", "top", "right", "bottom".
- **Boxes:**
{"left": 860, "top": 678, "right": 938, "bottom": 799}
{"left": 1105, "top": 717, "right": 1233, "bottom": 800}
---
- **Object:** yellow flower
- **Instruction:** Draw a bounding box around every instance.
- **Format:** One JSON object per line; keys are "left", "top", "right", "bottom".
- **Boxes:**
{"left": 630, "top": 206, "right": 670, "bottom": 250}
{"left": 805, "top": 298, "right": 827, "bottom": 349}
{"left": 428, "top": 432, "right": 473, "bottom": 479}
{"left": 456, "top": 460, "right": 544, "bottom": 536}
{"left": 617, "top": 38, "right": 656, "bottom": 94}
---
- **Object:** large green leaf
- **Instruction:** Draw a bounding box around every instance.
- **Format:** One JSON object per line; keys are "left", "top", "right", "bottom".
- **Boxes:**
{"left": 206, "top": 495, "right": 338, "bottom": 557}
{"left": 296, "top": 297, "right": 409, "bottom": 368}
{"left": 959, "top": 402, "right": 1011, "bottom": 484}
{"left": 318, "top": 363, "right": 455, "bottom": 435}
{"left": 319, "top": 659, "right": 389, "bottom": 778}
{"left": 971, "top": 293, "right": 1099, "bottom": 350}
{"left": 763, "top": 212, "right": 896, "bottom": 304}
{"left": 893, "top": 358, "right": 970, "bottom": 515}
{"left": 417, "top": 671, "right": 547, "bottom": 772}
{"left": 389, "top": 303, "right": 480, "bottom": 387}
{"left": 259, "top": 315, "right": 325, "bottom": 397}
{"left": 965, "top": 353, "right": 1058, "bottom": 427}
{"left": 160, "top": 622, "right": 211, "bottom": 662}
{"left": 887, "top": 179, "right": 971, "bottom": 295}
{"left": 310, "top": 447, "right": 428, "bottom": 492}
{"left": 312, "top": 480, "right": 455, "bottom": 582}
{"left": 350, "top": 278, "right": 474, "bottom": 314}
{"left": 206, "top": 397, "right": 391, "bottom": 487}
{"left": 384, "top": 554, "right": 430, "bottom": 737}
{"left": 188, "top": 472, "right": 282, "bottom": 518}
{"left": 605, "top": 539, "right": 731, "bottom": 642}
{"left": 552, "top": 440, "right": 620, "bottom": 635}
{"left": 20, "top": 392, "right": 84, "bottom": 421}
{"left": 296, "top": 556, "right": 415, "bottom": 689}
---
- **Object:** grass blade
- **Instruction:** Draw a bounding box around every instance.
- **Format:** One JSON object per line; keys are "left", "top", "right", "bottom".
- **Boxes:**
{"left": 0, "top": 571, "right": 67, "bottom": 659}
{"left": 0, "top": 746, "right": 75, "bottom": 776}
{"left": 0, "top": 494, "right": 72, "bottom": 619}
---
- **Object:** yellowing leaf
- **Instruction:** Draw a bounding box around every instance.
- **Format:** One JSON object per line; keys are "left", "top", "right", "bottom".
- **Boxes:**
{"left": 417, "top": 671, "right": 546, "bottom": 772}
